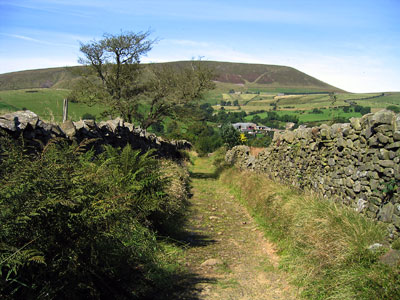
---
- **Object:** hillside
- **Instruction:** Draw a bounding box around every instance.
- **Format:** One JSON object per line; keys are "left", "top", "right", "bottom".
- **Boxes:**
{"left": 0, "top": 61, "right": 344, "bottom": 92}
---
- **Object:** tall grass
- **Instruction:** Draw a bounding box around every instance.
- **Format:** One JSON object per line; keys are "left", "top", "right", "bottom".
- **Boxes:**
{"left": 221, "top": 168, "right": 400, "bottom": 299}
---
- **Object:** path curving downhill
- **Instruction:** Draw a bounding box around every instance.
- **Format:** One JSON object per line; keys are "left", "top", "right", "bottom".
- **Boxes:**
{"left": 169, "top": 155, "right": 298, "bottom": 300}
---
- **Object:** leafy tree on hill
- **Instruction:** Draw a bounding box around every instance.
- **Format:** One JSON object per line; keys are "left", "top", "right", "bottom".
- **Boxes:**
{"left": 70, "top": 31, "right": 154, "bottom": 122}
{"left": 134, "top": 62, "right": 215, "bottom": 129}
{"left": 70, "top": 31, "right": 215, "bottom": 128}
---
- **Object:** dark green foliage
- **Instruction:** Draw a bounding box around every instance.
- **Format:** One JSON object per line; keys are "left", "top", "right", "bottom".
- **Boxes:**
{"left": 0, "top": 137, "right": 184, "bottom": 299}
{"left": 332, "top": 116, "right": 350, "bottom": 124}
{"left": 150, "top": 121, "right": 164, "bottom": 134}
{"left": 386, "top": 105, "right": 400, "bottom": 113}
{"left": 220, "top": 124, "right": 240, "bottom": 149}
{"left": 81, "top": 113, "right": 96, "bottom": 120}
{"left": 247, "top": 133, "right": 273, "bottom": 147}
{"left": 249, "top": 111, "right": 298, "bottom": 129}
{"left": 199, "top": 103, "right": 214, "bottom": 121}
{"left": 343, "top": 106, "right": 352, "bottom": 113}
{"left": 354, "top": 105, "right": 371, "bottom": 115}
{"left": 311, "top": 108, "right": 323, "bottom": 114}
{"left": 213, "top": 110, "right": 247, "bottom": 124}
{"left": 181, "top": 122, "right": 222, "bottom": 156}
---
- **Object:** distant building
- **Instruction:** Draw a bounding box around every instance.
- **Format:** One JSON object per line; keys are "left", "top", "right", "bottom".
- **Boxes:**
{"left": 232, "top": 122, "right": 257, "bottom": 132}
{"left": 256, "top": 125, "right": 269, "bottom": 131}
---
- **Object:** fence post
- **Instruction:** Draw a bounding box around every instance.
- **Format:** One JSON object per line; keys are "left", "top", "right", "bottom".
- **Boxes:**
{"left": 63, "top": 98, "right": 68, "bottom": 122}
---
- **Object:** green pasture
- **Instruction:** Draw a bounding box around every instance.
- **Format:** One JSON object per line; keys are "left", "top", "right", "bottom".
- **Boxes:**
{"left": 211, "top": 92, "right": 400, "bottom": 123}
{"left": 246, "top": 87, "right": 332, "bottom": 94}
{"left": 244, "top": 108, "right": 362, "bottom": 123}
{"left": 0, "top": 89, "right": 105, "bottom": 122}
{"left": 354, "top": 93, "right": 400, "bottom": 110}
{"left": 1, "top": 87, "right": 399, "bottom": 126}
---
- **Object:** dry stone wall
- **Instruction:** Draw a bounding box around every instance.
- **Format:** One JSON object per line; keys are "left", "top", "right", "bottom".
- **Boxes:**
{"left": 0, "top": 110, "right": 191, "bottom": 158}
{"left": 226, "top": 110, "right": 400, "bottom": 239}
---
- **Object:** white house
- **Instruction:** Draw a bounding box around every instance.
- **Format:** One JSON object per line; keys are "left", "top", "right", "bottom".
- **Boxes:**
{"left": 232, "top": 122, "right": 257, "bottom": 132}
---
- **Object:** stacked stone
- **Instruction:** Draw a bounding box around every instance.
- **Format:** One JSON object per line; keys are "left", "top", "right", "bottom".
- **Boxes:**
{"left": 0, "top": 110, "right": 191, "bottom": 159}
{"left": 226, "top": 110, "right": 400, "bottom": 238}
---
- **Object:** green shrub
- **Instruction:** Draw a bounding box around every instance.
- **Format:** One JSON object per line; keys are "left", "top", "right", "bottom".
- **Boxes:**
{"left": 386, "top": 105, "right": 400, "bottom": 113}
{"left": 0, "top": 137, "right": 186, "bottom": 299}
{"left": 220, "top": 123, "right": 240, "bottom": 149}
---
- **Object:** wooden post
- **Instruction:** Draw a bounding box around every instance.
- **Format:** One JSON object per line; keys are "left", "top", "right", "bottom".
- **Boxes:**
{"left": 63, "top": 98, "right": 68, "bottom": 122}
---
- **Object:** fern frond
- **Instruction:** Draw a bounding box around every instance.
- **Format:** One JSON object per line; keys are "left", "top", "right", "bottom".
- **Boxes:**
{"left": 73, "top": 138, "right": 100, "bottom": 155}
{"left": 28, "top": 255, "right": 46, "bottom": 265}
{"left": 41, "top": 137, "right": 65, "bottom": 156}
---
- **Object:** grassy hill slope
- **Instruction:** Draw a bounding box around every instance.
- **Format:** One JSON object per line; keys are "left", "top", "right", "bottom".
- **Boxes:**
{"left": 0, "top": 61, "right": 344, "bottom": 92}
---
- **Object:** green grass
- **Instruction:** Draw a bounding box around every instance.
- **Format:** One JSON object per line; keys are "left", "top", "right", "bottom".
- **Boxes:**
{"left": 244, "top": 108, "right": 362, "bottom": 123}
{"left": 211, "top": 91, "right": 400, "bottom": 125}
{"left": 246, "top": 87, "right": 333, "bottom": 93}
{"left": 0, "top": 88, "right": 105, "bottom": 122}
{"left": 221, "top": 167, "right": 400, "bottom": 300}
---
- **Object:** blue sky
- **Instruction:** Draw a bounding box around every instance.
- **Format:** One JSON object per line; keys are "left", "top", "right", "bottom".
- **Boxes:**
{"left": 0, "top": 0, "right": 399, "bottom": 92}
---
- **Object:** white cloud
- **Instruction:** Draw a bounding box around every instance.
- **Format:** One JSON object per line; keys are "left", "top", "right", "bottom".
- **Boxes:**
{"left": 0, "top": 33, "right": 77, "bottom": 48}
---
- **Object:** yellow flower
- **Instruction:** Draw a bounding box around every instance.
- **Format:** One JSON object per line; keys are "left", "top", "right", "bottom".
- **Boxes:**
{"left": 239, "top": 133, "right": 247, "bottom": 144}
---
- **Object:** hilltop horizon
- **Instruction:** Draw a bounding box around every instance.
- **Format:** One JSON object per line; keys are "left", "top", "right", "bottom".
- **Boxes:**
{"left": 0, "top": 60, "right": 346, "bottom": 93}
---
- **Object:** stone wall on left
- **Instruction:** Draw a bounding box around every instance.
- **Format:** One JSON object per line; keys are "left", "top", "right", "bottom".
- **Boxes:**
{"left": 0, "top": 110, "right": 191, "bottom": 158}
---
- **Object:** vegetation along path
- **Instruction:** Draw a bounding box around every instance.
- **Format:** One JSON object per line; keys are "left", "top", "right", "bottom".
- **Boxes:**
{"left": 170, "top": 155, "right": 298, "bottom": 299}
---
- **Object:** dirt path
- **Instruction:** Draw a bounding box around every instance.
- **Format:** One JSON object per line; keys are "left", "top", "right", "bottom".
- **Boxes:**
{"left": 169, "top": 156, "right": 298, "bottom": 300}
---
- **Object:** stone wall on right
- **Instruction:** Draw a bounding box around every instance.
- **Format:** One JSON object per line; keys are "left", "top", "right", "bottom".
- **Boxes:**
{"left": 226, "top": 110, "right": 400, "bottom": 238}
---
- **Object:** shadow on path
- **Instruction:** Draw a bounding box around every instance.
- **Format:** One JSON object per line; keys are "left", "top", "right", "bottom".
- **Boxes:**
{"left": 145, "top": 223, "right": 217, "bottom": 299}
{"left": 189, "top": 166, "right": 225, "bottom": 180}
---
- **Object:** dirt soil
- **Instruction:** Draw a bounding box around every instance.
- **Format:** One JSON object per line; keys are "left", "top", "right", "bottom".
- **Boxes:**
{"left": 165, "top": 156, "right": 298, "bottom": 300}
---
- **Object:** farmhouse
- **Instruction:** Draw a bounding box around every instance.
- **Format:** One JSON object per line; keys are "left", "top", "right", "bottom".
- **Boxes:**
{"left": 232, "top": 122, "right": 257, "bottom": 132}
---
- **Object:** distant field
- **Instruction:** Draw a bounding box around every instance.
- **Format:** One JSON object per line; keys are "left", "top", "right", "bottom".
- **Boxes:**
{"left": 211, "top": 92, "right": 400, "bottom": 112}
{"left": 244, "top": 109, "right": 362, "bottom": 123}
{"left": 209, "top": 91, "right": 400, "bottom": 124}
{"left": 0, "top": 89, "right": 104, "bottom": 122}
{"left": 1, "top": 88, "right": 399, "bottom": 125}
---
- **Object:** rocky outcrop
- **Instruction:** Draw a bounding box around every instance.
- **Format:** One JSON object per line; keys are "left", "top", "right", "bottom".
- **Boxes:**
{"left": 0, "top": 110, "right": 191, "bottom": 158}
{"left": 226, "top": 110, "right": 400, "bottom": 239}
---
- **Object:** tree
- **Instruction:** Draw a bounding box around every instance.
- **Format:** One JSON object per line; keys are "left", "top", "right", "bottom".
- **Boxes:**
{"left": 71, "top": 32, "right": 215, "bottom": 127}
{"left": 134, "top": 62, "right": 215, "bottom": 129}
{"left": 70, "top": 31, "right": 154, "bottom": 122}
{"left": 220, "top": 124, "right": 240, "bottom": 149}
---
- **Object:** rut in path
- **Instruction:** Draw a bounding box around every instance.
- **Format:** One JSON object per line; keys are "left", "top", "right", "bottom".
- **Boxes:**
{"left": 167, "top": 156, "right": 298, "bottom": 300}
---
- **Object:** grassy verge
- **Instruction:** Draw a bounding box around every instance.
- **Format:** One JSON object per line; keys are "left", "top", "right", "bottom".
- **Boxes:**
{"left": 0, "top": 89, "right": 105, "bottom": 122}
{"left": 220, "top": 167, "right": 400, "bottom": 299}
